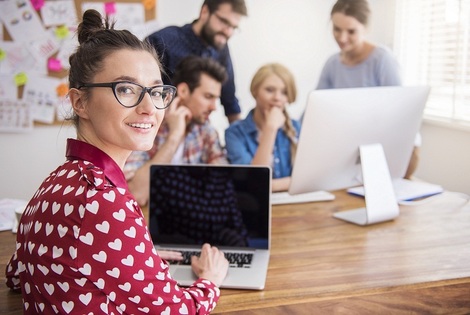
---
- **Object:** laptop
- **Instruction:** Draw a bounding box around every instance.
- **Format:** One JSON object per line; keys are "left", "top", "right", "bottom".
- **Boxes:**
{"left": 149, "top": 164, "right": 271, "bottom": 290}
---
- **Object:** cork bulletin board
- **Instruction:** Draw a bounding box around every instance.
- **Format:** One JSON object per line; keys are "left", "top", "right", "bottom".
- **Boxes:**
{"left": 0, "top": 0, "right": 157, "bottom": 131}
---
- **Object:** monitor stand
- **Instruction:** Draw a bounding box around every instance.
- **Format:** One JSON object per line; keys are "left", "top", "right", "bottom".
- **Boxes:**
{"left": 333, "top": 143, "right": 399, "bottom": 226}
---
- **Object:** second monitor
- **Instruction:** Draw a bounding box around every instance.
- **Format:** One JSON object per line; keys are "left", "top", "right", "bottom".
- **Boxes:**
{"left": 290, "top": 86, "right": 430, "bottom": 225}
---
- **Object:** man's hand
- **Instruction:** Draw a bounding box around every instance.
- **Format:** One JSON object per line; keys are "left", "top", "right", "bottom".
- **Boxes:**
{"left": 165, "top": 96, "right": 192, "bottom": 142}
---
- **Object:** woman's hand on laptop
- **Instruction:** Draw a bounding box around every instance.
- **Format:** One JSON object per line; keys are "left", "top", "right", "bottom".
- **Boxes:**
{"left": 191, "top": 243, "right": 229, "bottom": 287}
{"left": 158, "top": 250, "right": 183, "bottom": 262}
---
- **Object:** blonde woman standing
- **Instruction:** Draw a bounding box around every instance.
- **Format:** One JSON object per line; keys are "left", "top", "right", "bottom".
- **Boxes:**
{"left": 225, "top": 63, "right": 300, "bottom": 192}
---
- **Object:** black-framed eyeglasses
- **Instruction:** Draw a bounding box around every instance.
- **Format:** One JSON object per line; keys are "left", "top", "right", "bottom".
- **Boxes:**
{"left": 212, "top": 12, "right": 239, "bottom": 32}
{"left": 78, "top": 81, "right": 176, "bottom": 109}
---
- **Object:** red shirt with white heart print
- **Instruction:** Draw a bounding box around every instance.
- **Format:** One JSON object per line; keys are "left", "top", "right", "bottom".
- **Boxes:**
{"left": 6, "top": 138, "right": 220, "bottom": 314}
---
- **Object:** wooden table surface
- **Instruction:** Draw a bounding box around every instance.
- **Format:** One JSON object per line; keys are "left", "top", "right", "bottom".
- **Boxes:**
{"left": 1, "top": 190, "right": 470, "bottom": 314}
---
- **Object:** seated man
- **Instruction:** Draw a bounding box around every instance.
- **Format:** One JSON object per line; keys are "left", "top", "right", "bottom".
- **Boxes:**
{"left": 125, "top": 56, "right": 228, "bottom": 206}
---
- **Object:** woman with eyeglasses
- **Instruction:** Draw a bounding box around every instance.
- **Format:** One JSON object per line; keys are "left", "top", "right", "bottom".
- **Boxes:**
{"left": 5, "top": 9, "right": 228, "bottom": 314}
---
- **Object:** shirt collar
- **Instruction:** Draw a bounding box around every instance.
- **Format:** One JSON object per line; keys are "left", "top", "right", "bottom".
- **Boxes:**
{"left": 182, "top": 23, "right": 206, "bottom": 48}
{"left": 244, "top": 109, "right": 259, "bottom": 135}
{"left": 183, "top": 23, "right": 223, "bottom": 55}
{"left": 65, "top": 138, "right": 127, "bottom": 188}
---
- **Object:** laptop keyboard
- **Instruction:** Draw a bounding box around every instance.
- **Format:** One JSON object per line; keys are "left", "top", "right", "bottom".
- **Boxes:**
{"left": 167, "top": 250, "right": 253, "bottom": 268}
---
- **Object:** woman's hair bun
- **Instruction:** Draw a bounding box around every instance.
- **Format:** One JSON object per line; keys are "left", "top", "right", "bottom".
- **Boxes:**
{"left": 77, "top": 9, "right": 111, "bottom": 44}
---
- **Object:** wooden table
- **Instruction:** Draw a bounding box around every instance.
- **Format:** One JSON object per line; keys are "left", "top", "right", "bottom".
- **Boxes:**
{"left": 1, "top": 190, "right": 470, "bottom": 314}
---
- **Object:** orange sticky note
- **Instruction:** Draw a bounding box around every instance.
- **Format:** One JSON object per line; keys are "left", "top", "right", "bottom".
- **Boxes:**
{"left": 14, "top": 72, "right": 28, "bottom": 86}
{"left": 142, "top": 0, "right": 156, "bottom": 10}
{"left": 104, "top": 2, "right": 117, "bottom": 15}
{"left": 48, "top": 58, "right": 62, "bottom": 72}
{"left": 56, "top": 83, "right": 69, "bottom": 97}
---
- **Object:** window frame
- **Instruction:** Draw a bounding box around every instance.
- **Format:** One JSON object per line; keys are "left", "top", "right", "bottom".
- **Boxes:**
{"left": 394, "top": 0, "right": 470, "bottom": 131}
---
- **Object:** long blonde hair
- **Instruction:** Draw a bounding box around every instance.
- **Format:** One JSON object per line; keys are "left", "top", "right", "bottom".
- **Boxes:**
{"left": 250, "top": 63, "right": 298, "bottom": 164}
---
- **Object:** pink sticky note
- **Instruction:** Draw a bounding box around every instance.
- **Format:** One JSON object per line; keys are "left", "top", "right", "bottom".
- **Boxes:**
{"left": 48, "top": 58, "right": 62, "bottom": 72}
{"left": 104, "top": 2, "right": 117, "bottom": 15}
{"left": 30, "top": 0, "right": 45, "bottom": 10}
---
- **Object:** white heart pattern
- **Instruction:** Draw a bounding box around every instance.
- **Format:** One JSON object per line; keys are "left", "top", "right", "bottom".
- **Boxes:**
{"left": 96, "top": 221, "right": 110, "bottom": 233}
{"left": 6, "top": 157, "right": 220, "bottom": 314}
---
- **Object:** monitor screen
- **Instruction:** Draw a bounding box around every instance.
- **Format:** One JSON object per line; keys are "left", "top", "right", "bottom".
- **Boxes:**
{"left": 289, "top": 86, "right": 430, "bottom": 195}
{"left": 148, "top": 164, "right": 271, "bottom": 249}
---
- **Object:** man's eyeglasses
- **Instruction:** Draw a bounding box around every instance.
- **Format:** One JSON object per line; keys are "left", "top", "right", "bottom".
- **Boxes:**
{"left": 212, "top": 12, "right": 239, "bottom": 32}
{"left": 78, "top": 81, "right": 176, "bottom": 109}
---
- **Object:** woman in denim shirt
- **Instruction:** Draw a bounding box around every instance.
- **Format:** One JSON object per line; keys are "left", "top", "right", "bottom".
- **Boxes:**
{"left": 225, "top": 63, "right": 301, "bottom": 191}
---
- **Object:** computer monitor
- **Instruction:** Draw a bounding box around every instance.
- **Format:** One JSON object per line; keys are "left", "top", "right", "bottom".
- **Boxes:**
{"left": 290, "top": 86, "right": 430, "bottom": 225}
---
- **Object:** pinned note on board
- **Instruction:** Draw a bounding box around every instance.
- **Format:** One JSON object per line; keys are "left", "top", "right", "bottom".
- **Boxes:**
{"left": 104, "top": 2, "right": 117, "bottom": 15}
{"left": 56, "top": 83, "right": 69, "bottom": 98}
{"left": 0, "top": 0, "right": 156, "bottom": 130}
{"left": 30, "top": 0, "right": 45, "bottom": 11}
{"left": 55, "top": 26, "right": 70, "bottom": 40}
{"left": 48, "top": 58, "right": 62, "bottom": 72}
{"left": 143, "top": 0, "right": 156, "bottom": 10}
{"left": 14, "top": 73, "right": 28, "bottom": 86}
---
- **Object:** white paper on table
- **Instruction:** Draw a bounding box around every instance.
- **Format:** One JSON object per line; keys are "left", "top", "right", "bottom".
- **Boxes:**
{"left": 0, "top": 199, "right": 27, "bottom": 232}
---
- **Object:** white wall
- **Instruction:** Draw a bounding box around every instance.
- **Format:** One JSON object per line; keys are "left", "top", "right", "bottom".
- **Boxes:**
{"left": 415, "top": 122, "right": 470, "bottom": 194}
{"left": 0, "top": 124, "right": 76, "bottom": 200}
{"left": 157, "top": 0, "right": 394, "bottom": 124}
{"left": 1, "top": 0, "right": 469, "bottom": 200}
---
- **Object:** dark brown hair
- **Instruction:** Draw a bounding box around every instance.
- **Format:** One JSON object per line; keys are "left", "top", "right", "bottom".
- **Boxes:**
{"left": 172, "top": 56, "right": 227, "bottom": 93}
{"left": 331, "top": 0, "right": 370, "bottom": 26}
{"left": 203, "top": 0, "right": 248, "bottom": 16}
{"left": 68, "top": 9, "right": 161, "bottom": 126}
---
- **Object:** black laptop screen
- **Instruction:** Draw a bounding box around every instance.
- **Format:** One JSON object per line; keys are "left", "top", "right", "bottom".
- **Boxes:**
{"left": 148, "top": 165, "right": 271, "bottom": 250}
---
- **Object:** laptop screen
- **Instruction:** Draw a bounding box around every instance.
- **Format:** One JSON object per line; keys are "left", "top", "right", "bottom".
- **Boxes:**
{"left": 149, "top": 164, "right": 271, "bottom": 250}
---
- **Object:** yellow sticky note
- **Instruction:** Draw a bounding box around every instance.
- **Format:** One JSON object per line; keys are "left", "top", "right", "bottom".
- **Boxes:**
{"left": 14, "top": 72, "right": 28, "bottom": 86}
{"left": 0, "top": 49, "right": 6, "bottom": 61}
{"left": 55, "top": 25, "right": 69, "bottom": 40}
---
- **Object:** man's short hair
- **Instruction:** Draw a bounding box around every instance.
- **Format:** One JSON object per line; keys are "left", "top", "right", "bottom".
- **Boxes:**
{"left": 173, "top": 56, "right": 228, "bottom": 92}
{"left": 203, "top": 0, "right": 248, "bottom": 16}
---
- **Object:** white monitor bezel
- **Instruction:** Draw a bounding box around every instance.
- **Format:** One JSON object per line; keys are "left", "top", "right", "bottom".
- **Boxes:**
{"left": 289, "top": 85, "right": 430, "bottom": 195}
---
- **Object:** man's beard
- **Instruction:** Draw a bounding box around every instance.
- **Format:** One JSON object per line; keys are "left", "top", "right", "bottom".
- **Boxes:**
{"left": 200, "top": 23, "right": 227, "bottom": 50}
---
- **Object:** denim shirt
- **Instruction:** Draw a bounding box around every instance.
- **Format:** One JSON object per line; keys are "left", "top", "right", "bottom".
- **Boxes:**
{"left": 225, "top": 109, "right": 301, "bottom": 178}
